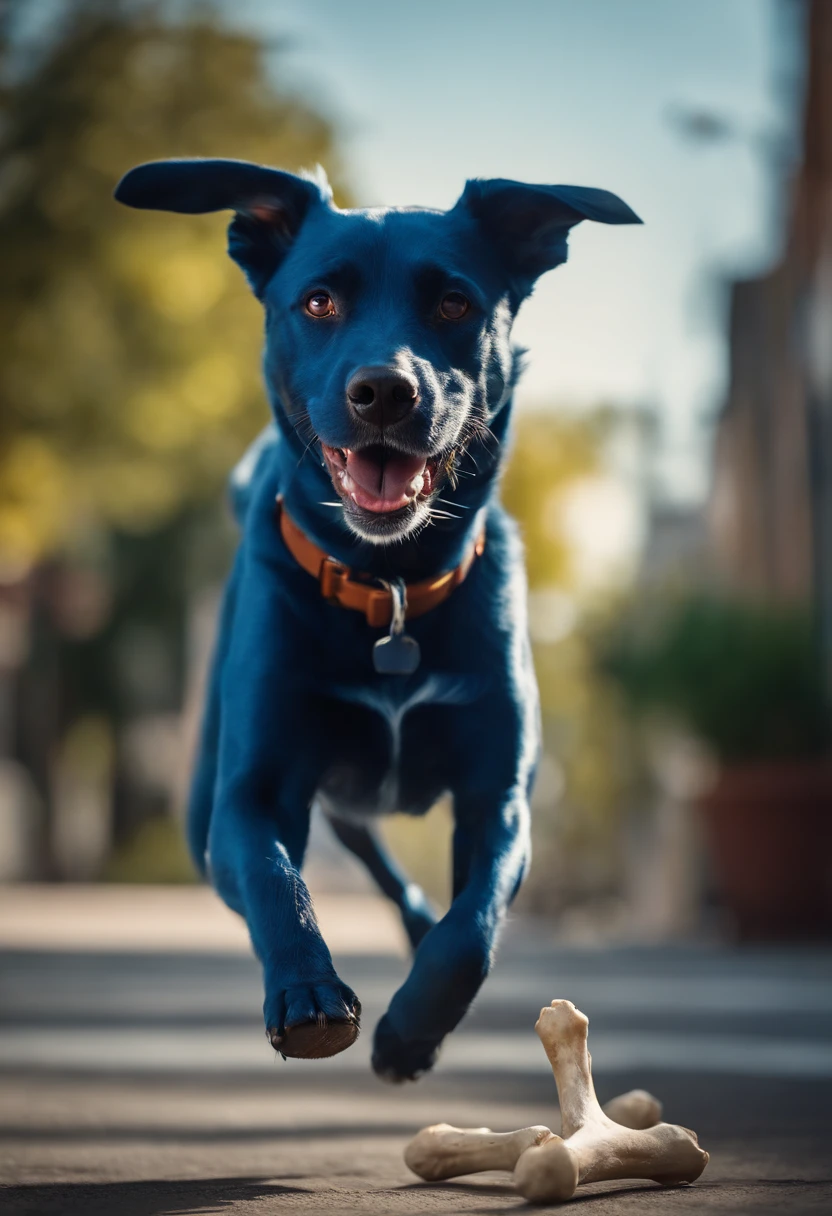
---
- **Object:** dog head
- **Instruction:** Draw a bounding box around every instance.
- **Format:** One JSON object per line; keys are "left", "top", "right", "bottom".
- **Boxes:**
{"left": 115, "top": 160, "right": 640, "bottom": 544}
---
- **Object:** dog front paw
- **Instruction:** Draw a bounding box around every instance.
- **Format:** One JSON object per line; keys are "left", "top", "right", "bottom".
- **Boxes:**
{"left": 266, "top": 981, "right": 361, "bottom": 1060}
{"left": 371, "top": 1013, "right": 441, "bottom": 1083}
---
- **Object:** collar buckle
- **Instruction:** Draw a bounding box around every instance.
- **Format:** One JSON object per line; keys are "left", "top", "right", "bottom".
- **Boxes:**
{"left": 319, "top": 556, "right": 349, "bottom": 603}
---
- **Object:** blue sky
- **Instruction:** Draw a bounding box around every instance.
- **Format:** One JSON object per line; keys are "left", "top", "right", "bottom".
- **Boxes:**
{"left": 229, "top": 0, "right": 796, "bottom": 501}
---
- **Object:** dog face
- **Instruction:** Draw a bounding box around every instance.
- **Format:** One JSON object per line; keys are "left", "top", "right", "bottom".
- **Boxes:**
{"left": 262, "top": 202, "right": 519, "bottom": 542}
{"left": 115, "top": 161, "right": 640, "bottom": 543}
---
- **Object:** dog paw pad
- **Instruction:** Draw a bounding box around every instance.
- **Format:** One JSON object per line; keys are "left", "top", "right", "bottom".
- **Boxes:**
{"left": 266, "top": 981, "right": 361, "bottom": 1060}
{"left": 371, "top": 1014, "right": 441, "bottom": 1082}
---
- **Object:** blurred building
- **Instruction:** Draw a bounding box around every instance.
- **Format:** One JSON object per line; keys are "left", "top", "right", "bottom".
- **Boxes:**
{"left": 709, "top": 0, "right": 832, "bottom": 651}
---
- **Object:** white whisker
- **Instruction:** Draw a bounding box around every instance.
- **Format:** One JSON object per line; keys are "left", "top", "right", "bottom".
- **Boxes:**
{"left": 295, "top": 428, "right": 320, "bottom": 468}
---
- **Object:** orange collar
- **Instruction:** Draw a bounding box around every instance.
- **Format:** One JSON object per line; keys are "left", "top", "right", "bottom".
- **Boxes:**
{"left": 275, "top": 497, "right": 485, "bottom": 629}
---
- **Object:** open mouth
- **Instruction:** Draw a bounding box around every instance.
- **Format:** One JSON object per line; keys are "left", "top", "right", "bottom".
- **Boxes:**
{"left": 321, "top": 443, "right": 438, "bottom": 515}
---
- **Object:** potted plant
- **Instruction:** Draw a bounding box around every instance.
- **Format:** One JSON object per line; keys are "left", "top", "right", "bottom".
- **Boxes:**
{"left": 598, "top": 596, "right": 832, "bottom": 939}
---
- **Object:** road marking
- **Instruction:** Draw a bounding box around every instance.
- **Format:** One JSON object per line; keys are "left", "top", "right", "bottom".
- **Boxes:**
{"left": 2, "top": 1026, "right": 831, "bottom": 1078}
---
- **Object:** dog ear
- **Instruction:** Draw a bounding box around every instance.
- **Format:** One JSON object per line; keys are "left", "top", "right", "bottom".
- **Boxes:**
{"left": 457, "top": 178, "right": 641, "bottom": 291}
{"left": 114, "top": 158, "right": 329, "bottom": 297}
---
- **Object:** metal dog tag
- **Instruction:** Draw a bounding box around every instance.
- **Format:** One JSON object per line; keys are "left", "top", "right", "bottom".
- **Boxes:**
{"left": 373, "top": 578, "right": 421, "bottom": 675}
{"left": 373, "top": 632, "right": 421, "bottom": 674}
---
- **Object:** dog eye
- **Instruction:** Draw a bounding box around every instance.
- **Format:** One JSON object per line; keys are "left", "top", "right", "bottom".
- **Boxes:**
{"left": 439, "top": 292, "right": 470, "bottom": 321}
{"left": 304, "top": 291, "right": 336, "bottom": 318}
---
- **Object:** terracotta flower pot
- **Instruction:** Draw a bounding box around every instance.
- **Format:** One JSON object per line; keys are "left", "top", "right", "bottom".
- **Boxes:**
{"left": 698, "top": 760, "right": 832, "bottom": 940}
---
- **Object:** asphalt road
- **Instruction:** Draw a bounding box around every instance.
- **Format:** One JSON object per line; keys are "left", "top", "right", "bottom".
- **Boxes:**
{"left": 1, "top": 904, "right": 831, "bottom": 1215}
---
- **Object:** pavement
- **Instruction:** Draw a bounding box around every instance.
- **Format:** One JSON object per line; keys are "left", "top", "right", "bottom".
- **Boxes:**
{"left": 0, "top": 886, "right": 831, "bottom": 1215}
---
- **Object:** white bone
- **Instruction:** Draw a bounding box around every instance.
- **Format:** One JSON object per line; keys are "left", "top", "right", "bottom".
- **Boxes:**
{"left": 602, "top": 1088, "right": 662, "bottom": 1130}
{"left": 405, "top": 1124, "right": 553, "bottom": 1182}
{"left": 514, "top": 1000, "right": 709, "bottom": 1204}
{"left": 403, "top": 1088, "right": 662, "bottom": 1182}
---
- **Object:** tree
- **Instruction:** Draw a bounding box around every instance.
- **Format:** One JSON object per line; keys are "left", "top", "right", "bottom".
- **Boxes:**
{"left": 0, "top": 0, "right": 348, "bottom": 565}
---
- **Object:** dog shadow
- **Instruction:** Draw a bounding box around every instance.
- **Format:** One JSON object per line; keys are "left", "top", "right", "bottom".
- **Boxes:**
{"left": 0, "top": 1176, "right": 308, "bottom": 1216}
{"left": 401, "top": 1177, "right": 708, "bottom": 1214}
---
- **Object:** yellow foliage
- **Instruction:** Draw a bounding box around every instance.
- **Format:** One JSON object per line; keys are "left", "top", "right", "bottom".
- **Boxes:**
{"left": 148, "top": 255, "right": 227, "bottom": 322}
{"left": 0, "top": 438, "right": 71, "bottom": 560}
{"left": 501, "top": 412, "right": 602, "bottom": 588}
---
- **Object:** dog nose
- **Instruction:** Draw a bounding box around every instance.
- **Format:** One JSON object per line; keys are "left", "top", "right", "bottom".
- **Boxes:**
{"left": 346, "top": 366, "right": 419, "bottom": 427}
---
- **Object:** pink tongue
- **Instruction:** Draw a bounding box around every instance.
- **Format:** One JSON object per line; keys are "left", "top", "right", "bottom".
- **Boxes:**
{"left": 345, "top": 449, "right": 428, "bottom": 510}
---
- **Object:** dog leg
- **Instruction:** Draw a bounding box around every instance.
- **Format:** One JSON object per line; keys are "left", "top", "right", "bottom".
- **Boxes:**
{"left": 326, "top": 814, "right": 437, "bottom": 950}
{"left": 209, "top": 790, "right": 361, "bottom": 1059}
{"left": 372, "top": 791, "right": 530, "bottom": 1082}
{"left": 204, "top": 549, "right": 364, "bottom": 1060}
{"left": 186, "top": 558, "right": 240, "bottom": 878}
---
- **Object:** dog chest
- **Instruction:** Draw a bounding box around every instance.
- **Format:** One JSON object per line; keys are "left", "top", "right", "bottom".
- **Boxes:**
{"left": 314, "top": 673, "right": 480, "bottom": 819}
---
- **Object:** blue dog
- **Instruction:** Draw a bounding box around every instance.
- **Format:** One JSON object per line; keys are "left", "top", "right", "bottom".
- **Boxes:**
{"left": 115, "top": 160, "right": 639, "bottom": 1081}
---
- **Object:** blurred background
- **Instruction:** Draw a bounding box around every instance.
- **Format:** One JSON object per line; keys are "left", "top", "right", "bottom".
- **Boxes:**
{"left": 1, "top": 3, "right": 832, "bottom": 1212}
{"left": 1, "top": 0, "right": 829, "bottom": 943}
